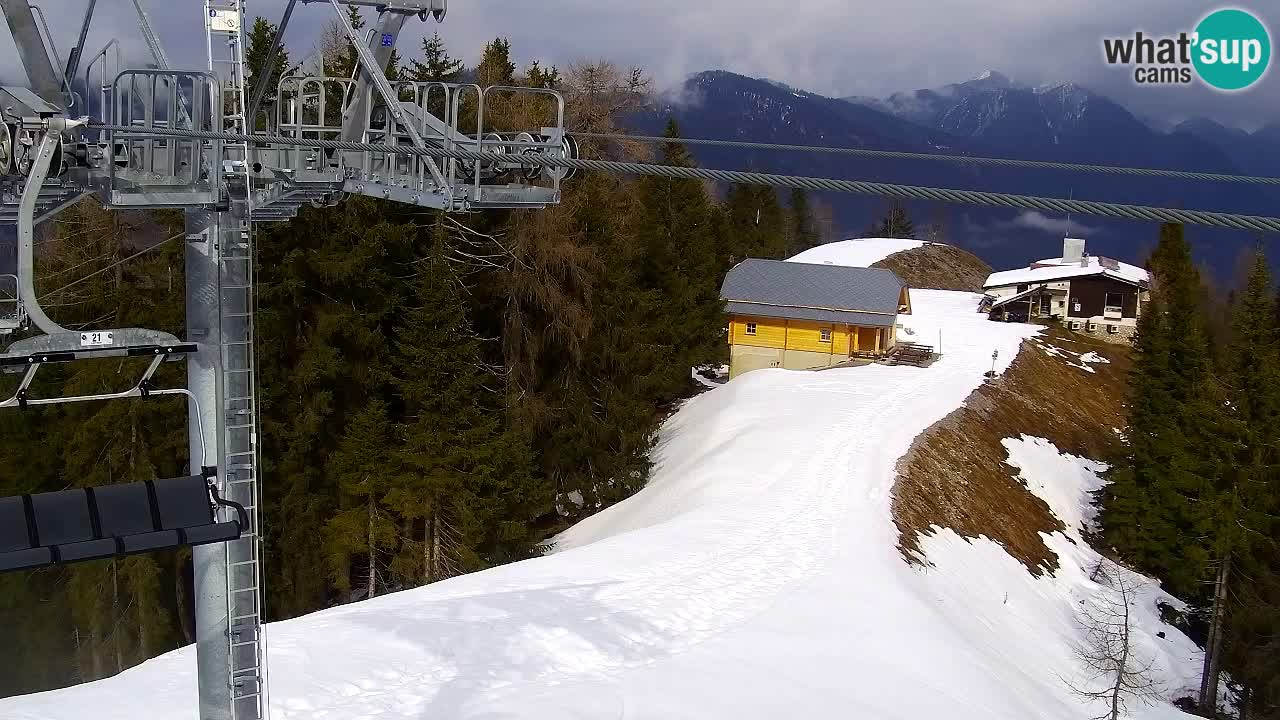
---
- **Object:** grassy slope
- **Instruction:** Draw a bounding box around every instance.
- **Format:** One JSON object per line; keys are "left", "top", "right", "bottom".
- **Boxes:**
{"left": 892, "top": 327, "right": 1132, "bottom": 573}
{"left": 872, "top": 243, "right": 992, "bottom": 292}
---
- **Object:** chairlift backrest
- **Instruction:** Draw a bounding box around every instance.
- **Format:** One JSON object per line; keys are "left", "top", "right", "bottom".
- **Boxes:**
{"left": 0, "top": 475, "right": 246, "bottom": 573}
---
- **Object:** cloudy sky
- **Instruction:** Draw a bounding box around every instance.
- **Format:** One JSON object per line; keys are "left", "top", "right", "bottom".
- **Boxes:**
{"left": 5, "top": 0, "right": 1276, "bottom": 130}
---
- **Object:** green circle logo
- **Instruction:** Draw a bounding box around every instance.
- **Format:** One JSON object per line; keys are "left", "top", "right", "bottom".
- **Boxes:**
{"left": 1193, "top": 8, "right": 1271, "bottom": 91}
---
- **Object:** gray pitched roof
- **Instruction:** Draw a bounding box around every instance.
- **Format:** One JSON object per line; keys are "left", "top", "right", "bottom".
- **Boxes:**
{"left": 720, "top": 259, "right": 905, "bottom": 327}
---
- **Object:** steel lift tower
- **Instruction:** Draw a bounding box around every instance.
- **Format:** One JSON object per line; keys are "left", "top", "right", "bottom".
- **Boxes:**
{"left": 0, "top": 2, "right": 576, "bottom": 719}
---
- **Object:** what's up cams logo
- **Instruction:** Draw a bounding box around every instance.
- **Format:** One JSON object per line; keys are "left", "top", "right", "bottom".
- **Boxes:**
{"left": 1103, "top": 8, "right": 1271, "bottom": 91}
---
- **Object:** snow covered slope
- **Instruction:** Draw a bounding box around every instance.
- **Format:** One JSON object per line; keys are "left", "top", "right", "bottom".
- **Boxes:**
{"left": 3, "top": 296, "right": 1199, "bottom": 719}
{"left": 786, "top": 237, "right": 924, "bottom": 267}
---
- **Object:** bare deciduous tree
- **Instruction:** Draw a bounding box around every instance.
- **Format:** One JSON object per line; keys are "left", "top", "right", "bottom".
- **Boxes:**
{"left": 559, "top": 60, "right": 652, "bottom": 160}
{"left": 1067, "top": 561, "right": 1163, "bottom": 720}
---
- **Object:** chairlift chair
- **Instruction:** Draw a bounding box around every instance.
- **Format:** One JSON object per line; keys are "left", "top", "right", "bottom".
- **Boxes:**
{"left": 0, "top": 470, "right": 248, "bottom": 573}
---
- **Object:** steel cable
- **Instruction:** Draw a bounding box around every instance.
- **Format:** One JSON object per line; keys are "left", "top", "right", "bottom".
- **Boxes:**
{"left": 572, "top": 131, "right": 1280, "bottom": 187}
{"left": 91, "top": 124, "right": 1280, "bottom": 234}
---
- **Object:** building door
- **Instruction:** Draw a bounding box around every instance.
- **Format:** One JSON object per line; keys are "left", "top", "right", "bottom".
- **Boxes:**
{"left": 857, "top": 327, "right": 878, "bottom": 354}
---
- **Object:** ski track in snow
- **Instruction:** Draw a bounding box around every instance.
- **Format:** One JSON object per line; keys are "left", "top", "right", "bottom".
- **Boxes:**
{"left": 2, "top": 291, "right": 1200, "bottom": 720}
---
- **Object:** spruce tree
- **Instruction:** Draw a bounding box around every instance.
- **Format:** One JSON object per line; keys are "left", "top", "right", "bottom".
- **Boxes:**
{"left": 389, "top": 222, "right": 544, "bottom": 581}
{"left": 1218, "top": 250, "right": 1280, "bottom": 712}
{"left": 325, "top": 400, "right": 399, "bottom": 599}
{"left": 410, "top": 32, "right": 464, "bottom": 82}
{"left": 342, "top": 6, "right": 365, "bottom": 75}
{"left": 725, "top": 183, "right": 787, "bottom": 260}
{"left": 787, "top": 188, "right": 819, "bottom": 257}
{"left": 635, "top": 118, "right": 726, "bottom": 398}
{"left": 476, "top": 37, "right": 516, "bottom": 86}
{"left": 1102, "top": 224, "right": 1218, "bottom": 598}
{"left": 244, "top": 17, "right": 290, "bottom": 128}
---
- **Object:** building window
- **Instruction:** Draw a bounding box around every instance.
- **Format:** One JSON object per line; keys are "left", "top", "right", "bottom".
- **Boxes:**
{"left": 745, "top": 322, "right": 757, "bottom": 336}
{"left": 1104, "top": 291, "right": 1124, "bottom": 316}
{"left": 820, "top": 328, "right": 832, "bottom": 343}
{"left": 1017, "top": 284, "right": 1029, "bottom": 293}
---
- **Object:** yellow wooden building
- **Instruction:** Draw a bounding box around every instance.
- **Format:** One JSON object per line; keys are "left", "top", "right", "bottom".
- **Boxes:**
{"left": 720, "top": 259, "right": 911, "bottom": 379}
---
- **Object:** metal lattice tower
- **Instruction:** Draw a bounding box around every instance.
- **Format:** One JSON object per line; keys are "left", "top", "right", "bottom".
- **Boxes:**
{"left": 0, "top": 1, "right": 574, "bottom": 719}
{"left": 204, "top": 6, "right": 267, "bottom": 719}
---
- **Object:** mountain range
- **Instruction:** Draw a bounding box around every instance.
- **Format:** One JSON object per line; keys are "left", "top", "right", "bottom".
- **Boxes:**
{"left": 630, "top": 70, "right": 1280, "bottom": 276}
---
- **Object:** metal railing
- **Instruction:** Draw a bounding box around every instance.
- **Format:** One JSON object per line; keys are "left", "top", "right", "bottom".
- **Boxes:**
{"left": 106, "top": 70, "right": 221, "bottom": 205}
{"left": 266, "top": 75, "right": 570, "bottom": 209}
{"left": 0, "top": 274, "right": 20, "bottom": 334}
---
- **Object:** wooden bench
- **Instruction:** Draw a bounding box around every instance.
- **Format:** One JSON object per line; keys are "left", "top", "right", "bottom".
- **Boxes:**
{"left": 888, "top": 343, "right": 935, "bottom": 367}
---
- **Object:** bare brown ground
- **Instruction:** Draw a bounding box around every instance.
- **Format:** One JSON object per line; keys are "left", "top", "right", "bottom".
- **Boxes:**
{"left": 872, "top": 243, "right": 992, "bottom": 292}
{"left": 891, "top": 327, "right": 1132, "bottom": 574}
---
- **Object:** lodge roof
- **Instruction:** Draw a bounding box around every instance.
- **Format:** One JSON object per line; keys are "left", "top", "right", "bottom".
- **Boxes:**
{"left": 984, "top": 255, "right": 1149, "bottom": 289}
{"left": 720, "top": 259, "right": 905, "bottom": 328}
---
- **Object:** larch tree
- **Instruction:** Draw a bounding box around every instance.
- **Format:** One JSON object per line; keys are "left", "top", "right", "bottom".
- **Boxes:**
{"left": 1068, "top": 561, "right": 1162, "bottom": 720}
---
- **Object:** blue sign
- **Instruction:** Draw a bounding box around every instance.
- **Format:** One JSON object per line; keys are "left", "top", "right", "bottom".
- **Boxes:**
{"left": 381, "top": 34, "right": 394, "bottom": 47}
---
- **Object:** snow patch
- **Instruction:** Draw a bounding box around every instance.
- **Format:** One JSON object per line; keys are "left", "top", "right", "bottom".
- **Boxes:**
{"left": 1032, "top": 338, "right": 1103, "bottom": 375}
{"left": 4, "top": 293, "right": 1204, "bottom": 720}
{"left": 1002, "top": 435, "right": 1108, "bottom": 537}
{"left": 913, "top": 436, "right": 1201, "bottom": 718}
{"left": 786, "top": 237, "right": 925, "bottom": 268}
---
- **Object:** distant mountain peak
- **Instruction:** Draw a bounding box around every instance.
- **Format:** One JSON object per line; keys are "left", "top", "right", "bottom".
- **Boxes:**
{"left": 966, "top": 70, "right": 1014, "bottom": 89}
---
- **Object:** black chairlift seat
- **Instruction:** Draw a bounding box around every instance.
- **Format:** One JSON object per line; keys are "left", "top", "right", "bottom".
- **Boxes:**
{"left": 0, "top": 474, "right": 246, "bottom": 573}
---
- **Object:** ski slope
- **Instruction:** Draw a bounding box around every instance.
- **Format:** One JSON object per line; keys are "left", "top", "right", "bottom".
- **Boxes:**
{"left": 786, "top": 237, "right": 925, "bottom": 267}
{"left": 3, "top": 286, "right": 1201, "bottom": 719}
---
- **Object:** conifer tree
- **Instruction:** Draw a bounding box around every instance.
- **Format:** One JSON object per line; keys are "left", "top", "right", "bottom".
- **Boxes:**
{"left": 543, "top": 171, "right": 664, "bottom": 516}
{"left": 1103, "top": 223, "right": 1219, "bottom": 597}
{"left": 635, "top": 118, "right": 726, "bottom": 398}
{"left": 389, "top": 222, "right": 544, "bottom": 582}
{"left": 244, "top": 17, "right": 290, "bottom": 128}
{"left": 1213, "top": 249, "right": 1280, "bottom": 711}
{"left": 476, "top": 37, "right": 516, "bottom": 86}
{"left": 725, "top": 183, "right": 786, "bottom": 260}
{"left": 340, "top": 6, "right": 365, "bottom": 76}
{"left": 325, "top": 400, "right": 399, "bottom": 599}
{"left": 410, "top": 32, "right": 464, "bottom": 82}
{"left": 787, "top": 188, "right": 819, "bottom": 257}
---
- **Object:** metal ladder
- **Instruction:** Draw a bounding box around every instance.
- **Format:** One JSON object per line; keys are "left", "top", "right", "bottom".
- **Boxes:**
{"left": 206, "top": 2, "right": 266, "bottom": 719}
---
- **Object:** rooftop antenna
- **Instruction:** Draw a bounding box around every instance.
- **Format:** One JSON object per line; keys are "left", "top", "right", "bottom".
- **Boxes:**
{"left": 1065, "top": 186, "right": 1074, "bottom": 236}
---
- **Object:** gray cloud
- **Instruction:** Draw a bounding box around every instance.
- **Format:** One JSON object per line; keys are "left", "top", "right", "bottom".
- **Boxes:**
{"left": 5, "top": 1, "right": 1277, "bottom": 130}
{"left": 1004, "top": 211, "right": 1101, "bottom": 237}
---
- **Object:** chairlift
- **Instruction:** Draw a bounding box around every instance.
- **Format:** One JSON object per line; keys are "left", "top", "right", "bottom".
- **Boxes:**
{"left": 0, "top": 470, "right": 247, "bottom": 573}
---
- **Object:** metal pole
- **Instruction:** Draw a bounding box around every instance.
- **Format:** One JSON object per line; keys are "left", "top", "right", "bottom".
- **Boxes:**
{"left": 0, "top": 0, "right": 65, "bottom": 110}
{"left": 246, "top": 0, "right": 299, "bottom": 127}
{"left": 331, "top": 1, "right": 423, "bottom": 149}
{"left": 16, "top": 130, "right": 70, "bottom": 335}
{"left": 64, "top": 0, "right": 99, "bottom": 82}
{"left": 185, "top": 207, "right": 232, "bottom": 720}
